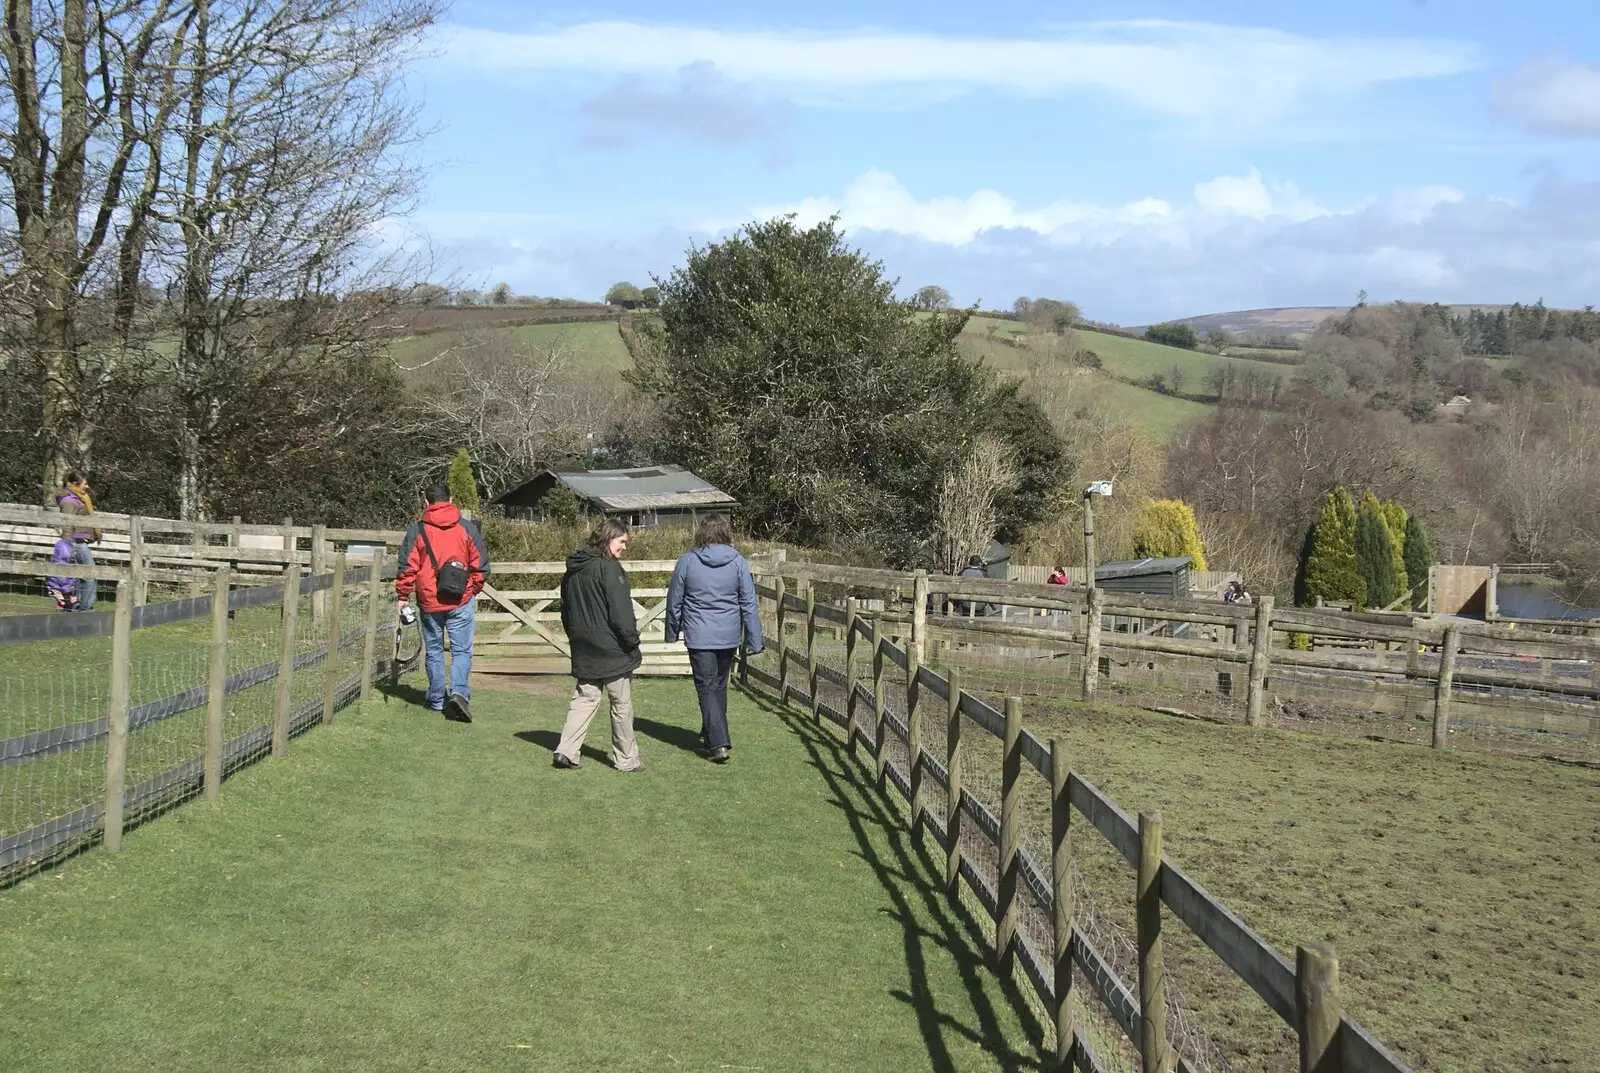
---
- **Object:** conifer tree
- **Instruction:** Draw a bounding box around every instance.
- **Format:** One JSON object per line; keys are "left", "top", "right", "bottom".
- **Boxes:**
{"left": 1301, "top": 487, "right": 1365, "bottom": 606}
{"left": 1369, "top": 494, "right": 1411, "bottom": 606}
{"left": 445, "top": 448, "right": 481, "bottom": 516}
{"left": 1404, "top": 514, "right": 1435, "bottom": 610}
{"left": 1131, "top": 499, "right": 1208, "bottom": 570}
{"left": 1355, "top": 498, "right": 1399, "bottom": 610}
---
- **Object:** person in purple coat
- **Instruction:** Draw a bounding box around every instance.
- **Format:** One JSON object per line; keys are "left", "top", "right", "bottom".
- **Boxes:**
{"left": 46, "top": 537, "right": 79, "bottom": 611}
{"left": 665, "top": 515, "right": 763, "bottom": 764}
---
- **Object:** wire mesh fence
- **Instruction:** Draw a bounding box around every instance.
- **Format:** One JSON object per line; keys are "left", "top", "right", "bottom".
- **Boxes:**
{"left": 0, "top": 561, "right": 391, "bottom": 885}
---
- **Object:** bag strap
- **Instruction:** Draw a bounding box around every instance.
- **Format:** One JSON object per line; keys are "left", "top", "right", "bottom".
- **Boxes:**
{"left": 417, "top": 524, "right": 442, "bottom": 571}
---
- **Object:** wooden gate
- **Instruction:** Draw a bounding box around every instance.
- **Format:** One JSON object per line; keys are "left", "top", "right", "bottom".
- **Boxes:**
{"left": 472, "top": 560, "right": 691, "bottom": 676}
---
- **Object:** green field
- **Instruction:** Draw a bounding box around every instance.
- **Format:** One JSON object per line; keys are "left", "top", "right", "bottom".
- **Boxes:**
{"left": 961, "top": 697, "right": 1600, "bottom": 1073}
{"left": 389, "top": 320, "right": 631, "bottom": 377}
{"left": 1077, "top": 328, "right": 1295, "bottom": 388}
{"left": 0, "top": 680, "right": 1048, "bottom": 1072}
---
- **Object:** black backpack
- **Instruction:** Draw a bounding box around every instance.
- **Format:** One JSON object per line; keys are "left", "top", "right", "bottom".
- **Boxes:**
{"left": 419, "top": 525, "right": 471, "bottom": 604}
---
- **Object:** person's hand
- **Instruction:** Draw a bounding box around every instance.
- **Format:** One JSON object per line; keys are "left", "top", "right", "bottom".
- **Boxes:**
{"left": 746, "top": 645, "right": 764, "bottom": 657}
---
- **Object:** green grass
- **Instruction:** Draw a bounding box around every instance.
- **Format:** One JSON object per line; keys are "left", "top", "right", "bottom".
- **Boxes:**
{"left": 1074, "top": 378, "right": 1214, "bottom": 436}
{"left": 0, "top": 679, "right": 1049, "bottom": 1072}
{"left": 1077, "top": 328, "right": 1294, "bottom": 389}
{"left": 970, "top": 698, "right": 1600, "bottom": 1073}
{"left": 389, "top": 320, "right": 630, "bottom": 377}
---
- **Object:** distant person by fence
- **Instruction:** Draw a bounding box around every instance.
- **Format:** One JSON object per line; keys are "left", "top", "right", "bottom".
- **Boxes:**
{"left": 54, "top": 471, "right": 98, "bottom": 611}
{"left": 396, "top": 482, "right": 489, "bottom": 722}
{"left": 554, "top": 519, "right": 645, "bottom": 772}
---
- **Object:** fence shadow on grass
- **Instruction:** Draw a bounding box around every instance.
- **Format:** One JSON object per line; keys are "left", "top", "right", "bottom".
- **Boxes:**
{"left": 741, "top": 686, "right": 1051, "bottom": 1073}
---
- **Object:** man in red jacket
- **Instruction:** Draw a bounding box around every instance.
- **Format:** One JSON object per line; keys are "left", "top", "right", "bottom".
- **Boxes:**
{"left": 396, "top": 482, "right": 490, "bottom": 722}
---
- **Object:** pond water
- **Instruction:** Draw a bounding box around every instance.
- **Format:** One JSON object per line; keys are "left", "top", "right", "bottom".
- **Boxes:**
{"left": 1497, "top": 581, "right": 1600, "bottom": 621}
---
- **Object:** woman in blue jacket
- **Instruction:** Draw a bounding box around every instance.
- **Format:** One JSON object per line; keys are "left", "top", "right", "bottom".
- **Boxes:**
{"left": 665, "top": 515, "right": 763, "bottom": 763}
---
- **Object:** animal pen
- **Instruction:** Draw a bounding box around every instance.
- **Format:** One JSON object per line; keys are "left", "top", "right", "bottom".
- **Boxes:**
{"left": 4, "top": 504, "right": 1599, "bottom": 1073}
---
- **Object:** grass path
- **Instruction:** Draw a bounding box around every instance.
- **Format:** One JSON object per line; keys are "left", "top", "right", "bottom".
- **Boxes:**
{"left": 0, "top": 678, "right": 1048, "bottom": 1072}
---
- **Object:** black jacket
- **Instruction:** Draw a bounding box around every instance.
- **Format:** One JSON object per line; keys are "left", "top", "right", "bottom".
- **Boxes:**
{"left": 560, "top": 547, "right": 642, "bottom": 681}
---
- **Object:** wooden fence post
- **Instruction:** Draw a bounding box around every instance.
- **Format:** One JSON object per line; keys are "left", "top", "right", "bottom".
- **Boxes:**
{"left": 806, "top": 586, "right": 819, "bottom": 720}
{"left": 912, "top": 569, "right": 928, "bottom": 666}
{"left": 204, "top": 567, "right": 231, "bottom": 800}
{"left": 844, "top": 598, "right": 859, "bottom": 755}
{"left": 310, "top": 524, "right": 328, "bottom": 626}
{"left": 102, "top": 581, "right": 134, "bottom": 853}
{"left": 189, "top": 529, "right": 206, "bottom": 597}
{"left": 1052, "top": 737, "right": 1077, "bottom": 1072}
{"left": 1137, "top": 811, "right": 1172, "bottom": 1073}
{"left": 322, "top": 553, "right": 347, "bottom": 725}
{"left": 360, "top": 550, "right": 384, "bottom": 701}
{"left": 229, "top": 516, "right": 242, "bottom": 572}
{"left": 775, "top": 575, "right": 789, "bottom": 704}
{"left": 272, "top": 565, "right": 302, "bottom": 757}
{"left": 946, "top": 666, "right": 963, "bottom": 896}
{"left": 280, "top": 516, "right": 294, "bottom": 563}
{"left": 907, "top": 625, "right": 924, "bottom": 839}
{"left": 1081, "top": 588, "right": 1103, "bottom": 702}
{"left": 872, "top": 618, "right": 887, "bottom": 787}
{"left": 1433, "top": 626, "right": 1461, "bottom": 748}
{"left": 997, "top": 696, "right": 1023, "bottom": 973}
{"left": 128, "top": 514, "right": 147, "bottom": 607}
{"left": 1246, "top": 595, "right": 1275, "bottom": 726}
{"left": 1297, "top": 943, "right": 1343, "bottom": 1073}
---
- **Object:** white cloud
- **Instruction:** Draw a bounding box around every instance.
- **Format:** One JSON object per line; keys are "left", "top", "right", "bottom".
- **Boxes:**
{"left": 436, "top": 20, "right": 1477, "bottom": 126}
{"left": 407, "top": 175, "right": 1600, "bottom": 324}
{"left": 576, "top": 62, "right": 790, "bottom": 148}
{"left": 754, "top": 168, "right": 1327, "bottom": 246}
{"left": 1493, "top": 55, "right": 1600, "bottom": 137}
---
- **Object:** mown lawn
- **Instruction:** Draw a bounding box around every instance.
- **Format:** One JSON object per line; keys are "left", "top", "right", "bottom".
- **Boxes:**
{"left": 964, "top": 698, "right": 1600, "bottom": 1073}
{"left": 0, "top": 678, "right": 1050, "bottom": 1073}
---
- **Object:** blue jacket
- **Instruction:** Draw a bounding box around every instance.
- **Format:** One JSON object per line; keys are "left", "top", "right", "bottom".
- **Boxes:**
{"left": 665, "top": 544, "right": 764, "bottom": 653}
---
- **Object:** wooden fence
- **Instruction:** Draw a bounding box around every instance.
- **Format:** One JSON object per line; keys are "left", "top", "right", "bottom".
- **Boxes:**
{"left": 0, "top": 554, "right": 395, "bottom": 880}
{"left": 756, "top": 561, "right": 1600, "bottom": 747}
{"left": 743, "top": 571, "right": 1413, "bottom": 1073}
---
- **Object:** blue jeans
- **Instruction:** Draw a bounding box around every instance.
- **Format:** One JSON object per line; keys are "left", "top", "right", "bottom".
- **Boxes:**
{"left": 70, "top": 542, "right": 96, "bottom": 611}
{"left": 418, "top": 604, "right": 475, "bottom": 710}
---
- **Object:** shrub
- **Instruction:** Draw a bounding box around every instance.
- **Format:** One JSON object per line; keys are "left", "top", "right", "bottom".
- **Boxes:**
{"left": 1145, "top": 322, "right": 1200, "bottom": 350}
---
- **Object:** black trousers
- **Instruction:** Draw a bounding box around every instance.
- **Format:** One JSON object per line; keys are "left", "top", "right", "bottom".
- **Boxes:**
{"left": 688, "top": 647, "right": 736, "bottom": 750}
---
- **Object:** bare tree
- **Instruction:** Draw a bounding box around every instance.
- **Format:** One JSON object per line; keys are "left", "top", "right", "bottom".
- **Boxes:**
{"left": 153, "top": 0, "right": 438, "bottom": 517}
{"left": 417, "top": 338, "right": 622, "bottom": 497}
{"left": 935, "top": 434, "right": 1016, "bottom": 573}
{"left": 0, "top": 0, "right": 198, "bottom": 497}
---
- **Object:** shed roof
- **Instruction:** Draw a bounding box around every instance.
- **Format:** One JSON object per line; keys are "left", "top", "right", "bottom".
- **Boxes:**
{"left": 1094, "top": 556, "right": 1192, "bottom": 580}
{"left": 495, "top": 465, "right": 737, "bottom": 512}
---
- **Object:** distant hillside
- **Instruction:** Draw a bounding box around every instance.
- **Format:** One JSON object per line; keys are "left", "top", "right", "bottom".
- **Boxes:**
{"left": 1151, "top": 305, "right": 1517, "bottom": 338}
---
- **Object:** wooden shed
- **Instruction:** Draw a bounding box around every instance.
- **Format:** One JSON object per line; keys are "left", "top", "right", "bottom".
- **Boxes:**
{"left": 1094, "top": 556, "right": 1192, "bottom": 599}
{"left": 492, "top": 466, "right": 736, "bottom": 528}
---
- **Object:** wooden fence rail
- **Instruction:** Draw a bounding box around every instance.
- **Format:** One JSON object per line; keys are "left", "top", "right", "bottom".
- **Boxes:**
{"left": 756, "top": 562, "right": 1600, "bottom": 748}
{"left": 745, "top": 578, "right": 1415, "bottom": 1073}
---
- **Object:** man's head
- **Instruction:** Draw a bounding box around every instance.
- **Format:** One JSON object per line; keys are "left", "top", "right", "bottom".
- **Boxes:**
{"left": 968, "top": 555, "right": 983, "bottom": 569}
{"left": 423, "top": 482, "right": 451, "bottom": 505}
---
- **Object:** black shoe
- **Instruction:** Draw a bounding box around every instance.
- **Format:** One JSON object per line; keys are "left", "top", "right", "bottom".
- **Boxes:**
{"left": 552, "top": 752, "right": 581, "bottom": 769}
{"left": 709, "top": 747, "right": 730, "bottom": 764}
{"left": 445, "top": 694, "right": 472, "bottom": 723}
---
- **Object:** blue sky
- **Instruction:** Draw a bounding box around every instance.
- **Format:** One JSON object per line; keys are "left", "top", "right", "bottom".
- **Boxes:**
{"left": 404, "top": 1, "right": 1600, "bottom": 323}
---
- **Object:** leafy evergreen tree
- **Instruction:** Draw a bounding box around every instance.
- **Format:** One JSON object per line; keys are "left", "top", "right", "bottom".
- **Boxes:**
{"left": 1355, "top": 499, "right": 1399, "bottom": 610}
{"left": 1369, "top": 493, "right": 1411, "bottom": 606}
{"left": 1301, "top": 487, "right": 1365, "bottom": 607}
{"left": 446, "top": 448, "right": 480, "bottom": 515}
{"left": 632, "top": 216, "right": 1065, "bottom": 563}
{"left": 538, "top": 483, "right": 583, "bottom": 526}
{"left": 1131, "top": 499, "right": 1208, "bottom": 569}
{"left": 1403, "top": 514, "right": 1435, "bottom": 610}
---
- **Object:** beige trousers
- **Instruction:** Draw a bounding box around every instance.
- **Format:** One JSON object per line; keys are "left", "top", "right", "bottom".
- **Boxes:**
{"left": 555, "top": 675, "right": 641, "bottom": 770}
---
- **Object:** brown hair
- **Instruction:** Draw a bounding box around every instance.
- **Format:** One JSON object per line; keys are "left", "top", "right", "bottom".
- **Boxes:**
{"left": 693, "top": 513, "right": 733, "bottom": 549}
{"left": 586, "top": 517, "right": 630, "bottom": 554}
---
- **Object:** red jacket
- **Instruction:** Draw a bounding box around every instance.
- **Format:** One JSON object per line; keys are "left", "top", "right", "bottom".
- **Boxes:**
{"left": 395, "top": 503, "right": 489, "bottom": 612}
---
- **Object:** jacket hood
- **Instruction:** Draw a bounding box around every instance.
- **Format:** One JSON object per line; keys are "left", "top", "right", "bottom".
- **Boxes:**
{"left": 422, "top": 501, "right": 462, "bottom": 529}
{"left": 692, "top": 543, "right": 740, "bottom": 568}
{"left": 566, "top": 546, "right": 604, "bottom": 571}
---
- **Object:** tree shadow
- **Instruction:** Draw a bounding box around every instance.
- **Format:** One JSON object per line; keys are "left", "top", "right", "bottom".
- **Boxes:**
{"left": 737, "top": 687, "right": 1051, "bottom": 1073}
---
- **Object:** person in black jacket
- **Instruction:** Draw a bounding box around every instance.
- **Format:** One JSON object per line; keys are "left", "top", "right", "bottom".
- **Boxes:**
{"left": 553, "top": 518, "right": 644, "bottom": 772}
